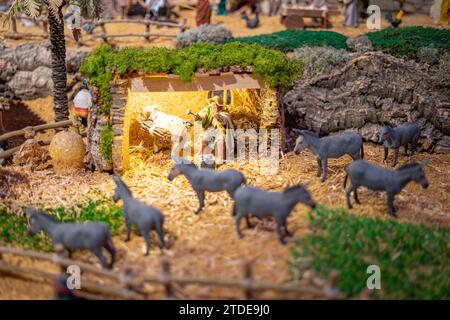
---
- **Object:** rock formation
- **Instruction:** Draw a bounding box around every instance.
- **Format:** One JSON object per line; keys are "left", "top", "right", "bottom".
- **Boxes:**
{"left": 0, "top": 41, "right": 89, "bottom": 99}
{"left": 283, "top": 52, "right": 450, "bottom": 153}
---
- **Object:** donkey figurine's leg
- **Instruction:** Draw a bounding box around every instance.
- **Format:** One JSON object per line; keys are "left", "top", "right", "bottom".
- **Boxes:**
{"left": 321, "top": 158, "right": 328, "bottom": 182}
{"left": 353, "top": 187, "right": 361, "bottom": 205}
{"left": 142, "top": 230, "right": 152, "bottom": 256}
{"left": 194, "top": 189, "right": 205, "bottom": 215}
{"left": 156, "top": 222, "right": 165, "bottom": 249}
{"left": 345, "top": 185, "right": 354, "bottom": 209}
{"left": 91, "top": 247, "right": 110, "bottom": 269}
{"left": 235, "top": 214, "right": 244, "bottom": 239}
{"left": 283, "top": 220, "right": 293, "bottom": 237}
{"left": 124, "top": 219, "right": 132, "bottom": 242}
{"left": 383, "top": 147, "right": 389, "bottom": 163}
{"left": 392, "top": 148, "right": 399, "bottom": 167}
{"left": 316, "top": 158, "right": 322, "bottom": 177}
{"left": 387, "top": 193, "right": 397, "bottom": 217}
{"left": 276, "top": 220, "right": 287, "bottom": 245}
{"left": 103, "top": 239, "right": 116, "bottom": 269}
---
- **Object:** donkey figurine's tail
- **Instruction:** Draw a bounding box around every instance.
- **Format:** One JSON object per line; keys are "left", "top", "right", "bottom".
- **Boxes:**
{"left": 343, "top": 171, "right": 349, "bottom": 189}
{"left": 360, "top": 143, "right": 365, "bottom": 159}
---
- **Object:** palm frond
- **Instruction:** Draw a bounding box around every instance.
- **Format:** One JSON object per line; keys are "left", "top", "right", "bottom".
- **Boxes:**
{"left": 2, "top": 0, "right": 21, "bottom": 27}
{"left": 48, "top": 0, "right": 64, "bottom": 21}
{"left": 76, "top": 0, "right": 103, "bottom": 19}
{"left": 23, "top": 0, "right": 41, "bottom": 18}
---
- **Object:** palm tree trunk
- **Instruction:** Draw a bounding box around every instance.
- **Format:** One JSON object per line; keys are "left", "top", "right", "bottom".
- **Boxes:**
{"left": 48, "top": 5, "right": 69, "bottom": 123}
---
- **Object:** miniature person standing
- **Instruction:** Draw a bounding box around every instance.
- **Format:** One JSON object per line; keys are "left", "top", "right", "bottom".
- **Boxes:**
{"left": 191, "top": 95, "right": 234, "bottom": 166}
{"left": 73, "top": 80, "right": 93, "bottom": 127}
{"left": 217, "top": 0, "right": 228, "bottom": 15}
{"left": 196, "top": 0, "right": 212, "bottom": 26}
{"left": 343, "top": 0, "right": 358, "bottom": 27}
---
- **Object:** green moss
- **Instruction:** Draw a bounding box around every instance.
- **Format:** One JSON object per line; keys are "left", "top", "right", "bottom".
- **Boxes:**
{"left": 80, "top": 42, "right": 303, "bottom": 114}
{"left": 0, "top": 199, "right": 123, "bottom": 252}
{"left": 367, "top": 26, "right": 450, "bottom": 59}
{"left": 289, "top": 206, "right": 450, "bottom": 299}
{"left": 100, "top": 121, "right": 114, "bottom": 163}
{"left": 234, "top": 30, "right": 349, "bottom": 52}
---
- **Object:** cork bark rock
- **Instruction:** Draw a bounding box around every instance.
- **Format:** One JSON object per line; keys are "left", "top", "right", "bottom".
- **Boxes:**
{"left": 283, "top": 52, "right": 450, "bottom": 153}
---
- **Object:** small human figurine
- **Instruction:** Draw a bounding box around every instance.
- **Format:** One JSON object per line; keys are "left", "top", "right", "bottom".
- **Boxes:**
{"left": 189, "top": 95, "right": 234, "bottom": 167}
{"left": 343, "top": 0, "right": 358, "bottom": 28}
{"left": 217, "top": 0, "right": 228, "bottom": 16}
{"left": 196, "top": 0, "right": 212, "bottom": 26}
{"left": 73, "top": 79, "right": 93, "bottom": 127}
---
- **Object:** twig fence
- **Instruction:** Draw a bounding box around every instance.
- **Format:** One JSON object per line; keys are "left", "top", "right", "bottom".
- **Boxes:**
{"left": 0, "top": 245, "right": 345, "bottom": 300}
{"left": 0, "top": 120, "right": 75, "bottom": 160}
{"left": 0, "top": 14, "right": 187, "bottom": 44}
{"left": 91, "top": 19, "right": 187, "bottom": 43}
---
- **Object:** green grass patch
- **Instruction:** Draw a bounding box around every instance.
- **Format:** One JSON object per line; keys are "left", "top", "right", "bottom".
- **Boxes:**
{"left": 367, "top": 26, "right": 450, "bottom": 59}
{"left": 234, "top": 30, "right": 348, "bottom": 52}
{"left": 0, "top": 199, "right": 123, "bottom": 251}
{"left": 100, "top": 121, "right": 114, "bottom": 163}
{"left": 290, "top": 206, "right": 450, "bottom": 299}
{"left": 80, "top": 42, "right": 303, "bottom": 114}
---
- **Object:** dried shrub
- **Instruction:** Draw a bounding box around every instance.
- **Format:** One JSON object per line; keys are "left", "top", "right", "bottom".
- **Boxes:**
{"left": 346, "top": 35, "right": 373, "bottom": 53}
{"left": 292, "top": 46, "right": 348, "bottom": 78}
{"left": 417, "top": 45, "right": 441, "bottom": 65}
{"left": 436, "top": 52, "right": 450, "bottom": 86}
{"left": 176, "top": 24, "right": 233, "bottom": 48}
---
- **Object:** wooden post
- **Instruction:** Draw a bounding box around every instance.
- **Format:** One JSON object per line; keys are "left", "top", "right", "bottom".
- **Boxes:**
{"left": 161, "top": 260, "right": 175, "bottom": 299}
{"left": 242, "top": 262, "right": 254, "bottom": 299}
{"left": 144, "top": 21, "right": 151, "bottom": 42}
{"left": 11, "top": 17, "right": 17, "bottom": 34}
{"left": 100, "top": 22, "right": 108, "bottom": 43}
{"left": 42, "top": 20, "right": 49, "bottom": 35}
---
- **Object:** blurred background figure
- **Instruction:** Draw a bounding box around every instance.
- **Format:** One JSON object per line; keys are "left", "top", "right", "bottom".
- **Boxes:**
{"left": 343, "top": 0, "right": 358, "bottom": 27}
{"left": 196, "top": 0, "right": 212, "bottom": 26}
{"left": 73, "top": 80, "right": 93, "bottom": 128}
{"left": 308, "top": 0, "right": 327, "bottom": 10}
{"left": 386, "top": 0, "right": 405, "bottom": 28}
{"left": 217, "top": 0, "right": 228, "bottom": 15}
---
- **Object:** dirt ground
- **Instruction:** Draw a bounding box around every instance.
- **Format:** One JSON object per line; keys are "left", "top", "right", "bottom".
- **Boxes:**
{"left": 0, "top": 143, "right": 449, "bottom": 299}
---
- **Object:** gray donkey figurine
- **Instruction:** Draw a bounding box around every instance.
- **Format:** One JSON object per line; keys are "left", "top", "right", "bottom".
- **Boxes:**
{"left": 27, "top": 208, "right": 116, "bottom": 269}
{"left": 232, "top": 184, "right": 317, "bottom": 244}
{"left": 344, "top": 159, "right": 429, "bottom": 217}
{"left": 379, "top": 122, "right": 421, "bottom": 167}
{"left": 112, "top": 175, "right": 165, "bottom": 255}
{"left": 294, "top": 130, "right": 364, "bottom": 182}
{"left": 168, "top": 160, "right": 246, "bottom": 214}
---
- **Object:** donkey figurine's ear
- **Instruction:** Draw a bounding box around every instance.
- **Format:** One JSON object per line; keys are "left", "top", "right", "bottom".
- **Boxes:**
{"left": 420, "top": 160, "right": 430, "bottom": 168}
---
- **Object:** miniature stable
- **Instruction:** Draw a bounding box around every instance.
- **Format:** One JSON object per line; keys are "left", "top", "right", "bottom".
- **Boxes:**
{"left": 83, "top": 43, "right": 301, "bottom": 173}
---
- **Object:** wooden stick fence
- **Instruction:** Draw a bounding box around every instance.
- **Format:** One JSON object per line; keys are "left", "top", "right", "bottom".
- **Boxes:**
{"left": 0, "top": 14, "right": 187, "bottom": 44}
{"left": 91, "top": 19, "right": 187, "bottom": 43}
{"left": 0, "top": 120, "right": 75, "bottom": 160}
{"left": 0, "top": 245, "right": 344, "bottom": 300}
